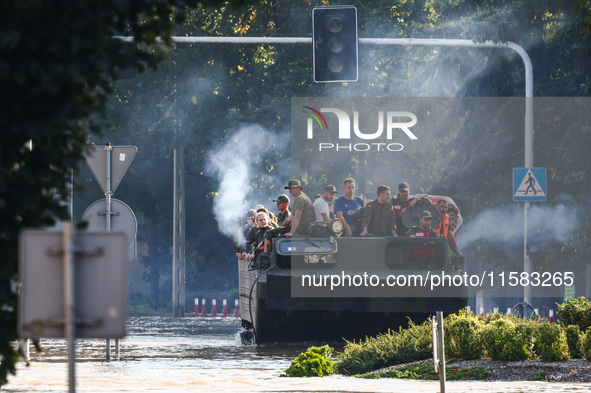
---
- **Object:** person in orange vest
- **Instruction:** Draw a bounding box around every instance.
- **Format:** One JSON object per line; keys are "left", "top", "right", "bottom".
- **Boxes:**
{"left": 434, "top": 199, "right": 461, "bottom": 254}
{"left": 434, "top": 199, "right": 449, "bottom": 237}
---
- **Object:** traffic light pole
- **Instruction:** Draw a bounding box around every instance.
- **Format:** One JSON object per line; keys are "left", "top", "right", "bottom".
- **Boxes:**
{"left": 117, "top": 35, "right": 534, "bottom": 302}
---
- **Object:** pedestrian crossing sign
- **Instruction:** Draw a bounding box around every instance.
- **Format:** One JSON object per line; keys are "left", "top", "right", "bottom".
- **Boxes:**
{"left": 513, "top": 168, "right": 547, "bottom": 202}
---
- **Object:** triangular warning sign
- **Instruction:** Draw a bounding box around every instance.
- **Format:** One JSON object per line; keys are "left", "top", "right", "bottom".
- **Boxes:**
{"left": 515, "top": 169, "right": 545, "bottom": 198}
{"left": 84, "top": 145, "right": 138, "bottom": 195}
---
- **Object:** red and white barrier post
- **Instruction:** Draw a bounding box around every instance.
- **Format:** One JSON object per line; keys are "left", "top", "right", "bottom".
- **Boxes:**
{"left": 195, "top": 298, "right": 199, "bottom": 317}
{"left": 549, "top": 309, "right": 554, "bottom": 324}
{"left": 534, "top": 308, "right": 539, "bottom": 322}
{"left": 212, "top": 299, "right": 217, "bottom": 318}
{"left": 201, "top": 298, "right": 206, "bottom": 317}
{"left": 493, "top": 307, "right": 498, "bottom": 315}
{"left": 466, "top": 306, "right": 471, "bottom": 315}
{"left": 506, "top": 308, "right": 512, "bottom": 315}
{"left": 234, "top": 299, "right": 239, "bottom": 318}
{"left": 479, "top": 306, "right": 484, "bottom": 317}
{"left": 223, "top": 299, "right": 227, "bottom": 318}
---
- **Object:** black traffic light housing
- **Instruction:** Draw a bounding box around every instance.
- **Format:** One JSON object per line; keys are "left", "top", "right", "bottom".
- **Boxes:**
{"left": 312, "top": 6, "right": 358, "bottom": 83}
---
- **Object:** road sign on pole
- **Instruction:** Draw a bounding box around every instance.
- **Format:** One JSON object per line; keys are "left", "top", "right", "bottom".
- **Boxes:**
{"left": 513, "top": 167, "right": 547, "bottom": 202}
{"left": 82, "top": 198, "right": 137, "bottom": 260}
{"left": 84, "top": 145, "right": 137, "bottom": 195}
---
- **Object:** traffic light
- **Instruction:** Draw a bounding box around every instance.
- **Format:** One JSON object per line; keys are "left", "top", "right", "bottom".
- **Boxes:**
{"left": 312, "top": 6, "right": 358, "bottom": 83}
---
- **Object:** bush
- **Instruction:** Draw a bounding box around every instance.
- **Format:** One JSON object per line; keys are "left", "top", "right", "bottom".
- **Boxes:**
{"left": 533, "top": 322, "right": 570, "bottom": 361}
{"left": 582, "top": 330, "right": 591, "bottom": 361}
{"left": 284, "top": 345, "right": 336, "bottom": 377}
{"left": 565, "top": 325, "right": 583, "bottom": 359}
{"left": 556, "top": 297, "right": 591, "bottom": 332}
{"left": 336, "top": 319, "right": 432, "bottom": 375}
{"left": 481, "top": 318, "right": 535, "bottom": 361}
{"left": 444, "top": 312, "right": 484, "bottom": 359}
{"left": 336, "top": 331, "right": 398, "bottom": 375}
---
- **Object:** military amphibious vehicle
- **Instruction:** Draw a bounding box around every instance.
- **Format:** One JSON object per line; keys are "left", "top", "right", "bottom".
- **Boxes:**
{"left": 238, "top": 195, "right": 466, "bottom": 343}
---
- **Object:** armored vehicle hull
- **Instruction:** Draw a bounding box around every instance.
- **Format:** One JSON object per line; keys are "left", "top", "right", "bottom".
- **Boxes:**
{"left": 239, "top": 235, "right": 466, "bottom": 343}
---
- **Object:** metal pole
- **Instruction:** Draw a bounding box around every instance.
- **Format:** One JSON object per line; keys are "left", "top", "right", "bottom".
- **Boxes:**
{"left": 524, "top": 203, "right": 532, "bottom": 303}
{"left": 436, "top": 311, "right": 446, "bottom": 393}
{"left": 104, "top": 143, "right": 112, "bottom": 360}
{"left": 64, "top": 220, "right": 76, "bottom": 393}
{"left": 179, "top": 146, "right": 186, "bottom": 317}
{"left": 172, "top": 149, "right": 179, "bottom": 317}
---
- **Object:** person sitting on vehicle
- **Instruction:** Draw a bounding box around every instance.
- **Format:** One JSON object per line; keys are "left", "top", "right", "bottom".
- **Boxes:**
{"left": 262, "top": 179, "right": 315, "bottom": 251}
{"left": 283, "top": 179, "right": 316, "bottom": 238}
{"left": 314, "top": 185, "right": 338, "bottom": 222}
{"left": 255, "top": 204, "right": 277, "bottom": 226}
{"left": 334, "top": 178, "right": 365, "bottom": 236}
{"left": 234, "top": 209, "right": 257, "bottom": 259}
{"left": 447, "top": 203, "right": 460, "bottom": 219}
{"left": 434, "top": 199, "right": 449, "bottom": 237}
{"left": 263, "top": 194, "right": 292, "bottom": 252}
{"left": 273, "top": 194, "right": 291, "bottom": 227}
{"left": 448, "top": 214, "right": 458, "bottom": 232}
{"left": 392, "top": 182, "right": 417, "bottom": 236}
{"left": 360, "top": 185, "right": 397, "bottom": 237}
{"left": 244, "top": 211, "right": 273, "bottom": 261}
{"left": 406, "top": 210, "right": 438, "bottom": 238}
{"left": 433, "top": 199, "right": 461, "bottom": 253}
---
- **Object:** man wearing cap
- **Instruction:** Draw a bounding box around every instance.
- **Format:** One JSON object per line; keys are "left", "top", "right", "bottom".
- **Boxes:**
{"left": 392, "top": 182, "right": 417, "bottom": 236}
{"left": 360, "top": 185, "right": 397, "bottom": 237}
{"left": 263, "top": 194, "right": 292, "bottom": 251}
{"left": 273, "top": 194, "right": 291, "bottom": 227}
{"left": 334, "top": 178, "right": 366, "bottom": 236}
{"left": 406, "top": 210, "right": 438, "bottom": 238}
{"left": 284, "top": 179, "right": 315, "bottom": 238}
{"left": 314, "top": 185, "right": 338, "bottom": 221}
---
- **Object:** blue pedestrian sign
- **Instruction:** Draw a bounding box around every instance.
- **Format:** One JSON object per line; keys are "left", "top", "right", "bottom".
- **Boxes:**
{"left": 513, "top": 168, "right": 547, "bottom": 202}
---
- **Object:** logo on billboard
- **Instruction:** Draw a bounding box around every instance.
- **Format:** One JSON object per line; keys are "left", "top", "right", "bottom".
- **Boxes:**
{"left": 303, "top": 106, "right": 417, "bottom": 152}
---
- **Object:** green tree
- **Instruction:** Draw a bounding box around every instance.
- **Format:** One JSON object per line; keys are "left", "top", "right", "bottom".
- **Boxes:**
{"left": 0, "top": 0, "right": 248, "bottom": 385}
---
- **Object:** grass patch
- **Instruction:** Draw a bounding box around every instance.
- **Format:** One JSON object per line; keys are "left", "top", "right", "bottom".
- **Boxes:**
{"left": 358, "top": 363, "right": 490, "bottom": 381}
{"left": 531, "top": 370, "right": 546, "bottom": 381}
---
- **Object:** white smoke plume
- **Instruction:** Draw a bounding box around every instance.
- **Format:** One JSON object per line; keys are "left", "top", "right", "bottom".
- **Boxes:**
{"left": 205, "top": 125, "right": 289, "bottom": 239}
{"left": 458, "top": 196, "right": 579, "bottom": 249}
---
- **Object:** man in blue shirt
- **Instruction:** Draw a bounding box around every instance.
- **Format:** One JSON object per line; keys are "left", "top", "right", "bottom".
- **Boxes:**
{"left": 333, "top": 178, "right": 366, "bottom": 236}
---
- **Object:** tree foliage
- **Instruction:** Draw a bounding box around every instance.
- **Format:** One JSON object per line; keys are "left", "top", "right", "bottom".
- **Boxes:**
{"left": 0, "top": 0, "right": 248, "bottom": 385}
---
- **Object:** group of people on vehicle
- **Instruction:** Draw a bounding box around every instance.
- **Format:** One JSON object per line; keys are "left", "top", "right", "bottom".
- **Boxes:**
{"left": 233, "top": 177, "right": 461, "bottom": 262}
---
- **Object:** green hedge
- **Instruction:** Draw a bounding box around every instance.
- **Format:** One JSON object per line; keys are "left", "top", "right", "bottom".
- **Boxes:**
{"left": 556, "top": 297, "right": 591, "bottom": 332}
{"left": 325, "top": 310, "right": 583, "bottom": 376}
{"left": 444, "top": 311, "right": 484, "bottom": 359}
{"left": 336, "top": 319, "right": 432, "bottom": 375}
{"left": 481, "top": 318, "right": 535, "bottom": 361}
{"left": 566, "top": 325, "right": 583, "bottom": 359}
{"left": 582, "top": 330, "right": 591, "bottom": 361}
{"left": 533, "top": 322, "right": 570, "bottom": 361}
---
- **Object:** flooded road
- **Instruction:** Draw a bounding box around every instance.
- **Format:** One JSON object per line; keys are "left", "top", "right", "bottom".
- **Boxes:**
{"left": 3, "top": 317, "right": 591, "bottom": 392}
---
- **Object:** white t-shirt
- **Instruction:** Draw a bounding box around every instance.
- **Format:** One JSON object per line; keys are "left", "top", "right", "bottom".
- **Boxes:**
{"left": 313, "top": 197, "right": 330, "bottom": 221}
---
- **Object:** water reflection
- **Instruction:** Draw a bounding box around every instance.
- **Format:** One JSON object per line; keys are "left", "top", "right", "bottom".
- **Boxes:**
{"left": 4, "top": 317, "right": 591, "bottom": 392}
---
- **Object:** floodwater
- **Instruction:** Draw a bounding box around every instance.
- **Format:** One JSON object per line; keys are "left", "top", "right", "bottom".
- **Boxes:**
{"left": 3, "top": 317, "right": 591, "bottom": 393}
